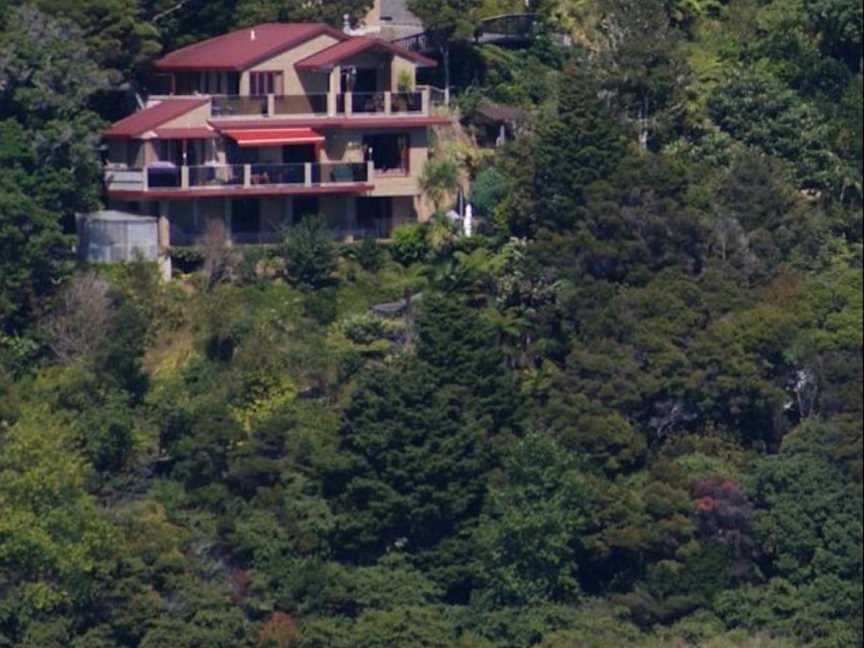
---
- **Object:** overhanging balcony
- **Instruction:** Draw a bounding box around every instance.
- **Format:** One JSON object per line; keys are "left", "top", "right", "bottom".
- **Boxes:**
{"left": 151, "top": 88, "right": 434, "bottom": 120}
{"left": 105, "top": 162, "right": 374, "bottom": 199}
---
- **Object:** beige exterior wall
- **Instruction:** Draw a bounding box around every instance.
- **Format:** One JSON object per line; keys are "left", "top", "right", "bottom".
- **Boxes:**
{"left": 242, "top": 34, "right": 340, "bottom": 95}
{"left": 391, "top": 56, "right": 417, "bottom": 91}
{"left": 363, "top": 0, "right": 382, "bottom": 27}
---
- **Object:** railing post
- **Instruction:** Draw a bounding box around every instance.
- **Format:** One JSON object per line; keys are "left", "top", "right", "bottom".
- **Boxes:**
{"left": 384, "top": 91, "right": 392, "bottom": 114}
{"left": 345, "top": 91, "right": 353, "bottom": 117}
{"left": 267, "top": 94, "right": 275, "bottom": 117}
{"left": 366, "top": 160, "right": 374, "bottom": 183}
{"left": 142, "top": 166, "right": 149, "bottom": 191}
{"left": 244, "top": 164, "right": 251, "bottom": 188}
{"left": 304, "top": 162, "right": 312, "bottom": 187}
{"left": 181, "top": 165, "right": 189, "bottom": 189}
{"left": 421, "top": 88, "right": 430, "bottom": 115}
{"left": 327, "top": 92, "right": 337, "bottom": 116}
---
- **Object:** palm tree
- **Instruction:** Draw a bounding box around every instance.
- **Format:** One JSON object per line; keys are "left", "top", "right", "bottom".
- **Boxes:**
{"left": 419, "top": 158, "right": 459, "bottom": 212}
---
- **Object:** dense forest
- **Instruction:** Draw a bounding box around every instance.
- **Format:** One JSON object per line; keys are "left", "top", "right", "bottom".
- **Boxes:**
{"left": 0, "top": 0, "right": 862, "bottom": 646}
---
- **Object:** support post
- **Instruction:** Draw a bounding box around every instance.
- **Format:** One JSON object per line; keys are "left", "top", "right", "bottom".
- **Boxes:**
{"left": 304, "top": 162, "right": 313, "bottom": 187}
{"left": 421, "top": 88, "right": 430, "bottom": 115}
{"left": 345, "top": 91, "right": 353, "bottom": 117}
{"left": 243, "top": 164, "right": 251, "bottom": 188}
{"left": 384, "top": 91, "right": 392, "bottom": 114}
{"left": 157, "top": 199, "right": 172, "bottom": 280}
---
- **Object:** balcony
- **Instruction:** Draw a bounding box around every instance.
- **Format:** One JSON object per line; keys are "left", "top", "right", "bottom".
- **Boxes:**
{"left": 151, "top": 88, "right": 433, "bottom": 120}
{"left": 106, "top": 162, "right": 373, "bottom": 195}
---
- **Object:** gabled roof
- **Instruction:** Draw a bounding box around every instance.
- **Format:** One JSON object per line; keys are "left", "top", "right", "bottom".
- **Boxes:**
{"left": 153, "top": 23, "right": 347, "bottom": 72}
{"left": 295, "top": 36, "right": 436, "bottom": 70}
{"left": 104, "top": 98, "right": 210, "bottom": 138}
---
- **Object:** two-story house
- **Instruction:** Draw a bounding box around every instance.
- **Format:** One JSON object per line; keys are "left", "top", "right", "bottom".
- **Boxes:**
{"left": 102, "top": 23, "right": 449, "bottom": 251}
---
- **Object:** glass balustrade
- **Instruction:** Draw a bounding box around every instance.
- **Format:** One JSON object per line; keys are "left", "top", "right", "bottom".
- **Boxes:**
{"left": 188, "top": 164, "right": 244, "bottom": 187}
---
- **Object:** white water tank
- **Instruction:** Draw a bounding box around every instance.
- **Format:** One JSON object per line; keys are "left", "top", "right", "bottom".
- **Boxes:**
{"left": 77, "top": 211, "right": 159, "bottom": 263}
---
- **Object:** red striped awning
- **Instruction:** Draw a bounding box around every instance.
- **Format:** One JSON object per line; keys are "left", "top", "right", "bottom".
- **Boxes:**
{"left": 223, "top": 127, "right": 325, "bottom": 147}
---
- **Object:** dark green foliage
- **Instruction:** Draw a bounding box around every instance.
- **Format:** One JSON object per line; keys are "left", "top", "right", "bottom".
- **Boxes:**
{"left": 533, "top": 63, "right": 628, "bottom": 233}
{"left": 278, "top": 216, "right": 337, "bottom": 290}
{"left": 469, "top": 166, "right": 508, "bottom": 219}
{"left": 351, "top": 237, "right": 386, "bottom": 272}
{"left": 0, "top": 1, "right": 861, "bottom": 646}
{"left": 708, "top": 66, "right": 855, "bottom": 198}
{"left": 390, "top": 222, "right": 429, "bottom": 265}
{"left": 0, "top": 182, "right": 72, "bottom": 333}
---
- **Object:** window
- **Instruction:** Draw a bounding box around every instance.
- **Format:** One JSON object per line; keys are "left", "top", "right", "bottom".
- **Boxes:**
{"left": 363, "top": 133, "right": 409, "bottom": 174}
{"left": 231, "top": 198, "right": 261, "bottom": 235}
{"left": 249, "top": 71, "right": 283, "bottom": 96}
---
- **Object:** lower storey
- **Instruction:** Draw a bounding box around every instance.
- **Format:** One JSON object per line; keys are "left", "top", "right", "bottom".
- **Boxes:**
{"left": 109, "top": 194, "right": 418, "bottom": 247}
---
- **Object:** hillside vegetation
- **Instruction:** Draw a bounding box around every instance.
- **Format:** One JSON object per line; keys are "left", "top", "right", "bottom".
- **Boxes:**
{"left": 0, "top": 1, "right": 861, "bottom": 647}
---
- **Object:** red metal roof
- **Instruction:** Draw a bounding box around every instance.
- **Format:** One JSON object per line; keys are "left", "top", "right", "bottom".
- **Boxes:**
{"left": 224, "top": 127, "right": 325, "bottom": 146}
{"left": 155, "top": 127, "right": 218, "bottom": 139}
{"left": 295, "top": 36, "right": 437, "bottom": 70}
{"left": 104, "top": 98, "right": 210, "bottom": 138}
{"left": 210, "top": 116, "right": 451, "bottom": 130}
{"left": 153, "top": 23, "right": 347, "bottom": 72}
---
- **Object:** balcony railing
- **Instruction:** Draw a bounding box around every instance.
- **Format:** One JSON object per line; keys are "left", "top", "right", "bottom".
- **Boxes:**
{"left": 211, "top": 95, "right": 268, "bottom": 117}
{"left": 106, "top": 162, "right": 374, "bottom": 192}
{"left": 202, "top": 89, "right": 430, "bottom": 119}
{"left": 313, "top": 163, "right": 369, "bottom": 184}
{"left": 189, "top": 164, "right": 244, "bottom": 187}
{"left": 249, "top": 163, "right": 306, "bottom": 186}
{"left": 273, "top": 94, "right": 328, "bottom": 116}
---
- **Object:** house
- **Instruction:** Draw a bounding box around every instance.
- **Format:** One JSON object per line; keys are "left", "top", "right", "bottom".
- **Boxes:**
{"left": 101, "top": 22, "right": 450, "bottom": 261}
{"left": 357, "top": 0, "right": 425, "bottom": 42}
{"left": 469, "top": 101, "right": 525, "bottom": 148}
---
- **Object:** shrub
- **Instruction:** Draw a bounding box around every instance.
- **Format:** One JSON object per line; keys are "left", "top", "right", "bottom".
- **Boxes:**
{"left": 278, "top": 216, "right": 337, "bottom": 289}
{"left": 390, "top": 223, "right": 429, "bottom": 265}
{"left": 470, "top": 166, "right": 508, "bottom": 218}
{"left": 345, "top": 236, "right": 385, "bottom": 273}
{"left": 304, "top": 288, "right": 338, "bottom": 325}
{"left": 340, "top": 313, "right": 386, "bottom": 345}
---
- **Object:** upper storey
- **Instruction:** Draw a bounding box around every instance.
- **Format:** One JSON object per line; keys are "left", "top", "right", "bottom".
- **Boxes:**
{"left": 142, "top": 22, "right": 440, "bottom": 121}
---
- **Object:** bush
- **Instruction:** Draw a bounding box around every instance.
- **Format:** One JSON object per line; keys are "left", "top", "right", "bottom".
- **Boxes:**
{"left": 304, "top": 288, "right": 338, "bottom": 325}
{"left": 279, "top": 216, "right": 337, "bottom": 289}
{"left": 470, "top": 166, "right": 508, "bottom": 218}
{"left": 390, "top": 223, "right": 429, "bottom": 265}
{"left": 353, "top": 237, "right": 385, "bottom": 272}
{"left": 340, "top": 313, "right": 386, "bottom": 345}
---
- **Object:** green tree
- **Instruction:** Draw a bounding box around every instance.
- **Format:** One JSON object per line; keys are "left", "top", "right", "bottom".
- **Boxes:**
{"left": 279, "top": 216, "right": 337, "bottom": 289}
{"left": 533, "top": 63, "right": 628, "bottom": 232}
{"left": 0, "top": 408, "right": 120, "bottom": 641}
{"left": 716, "top": 422, "right": 863, "bottom": 645}
{"left": 0, "top": 183, "right": 72, "bottom": 334}
{"left": 475, "top": 434, "right": 591, "bottom": 606}
{"left": 408, "top": 0, "right": 483, "bottom": 101}
{"left": 419, "top": 157, "right": 460, "bottom": 213}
